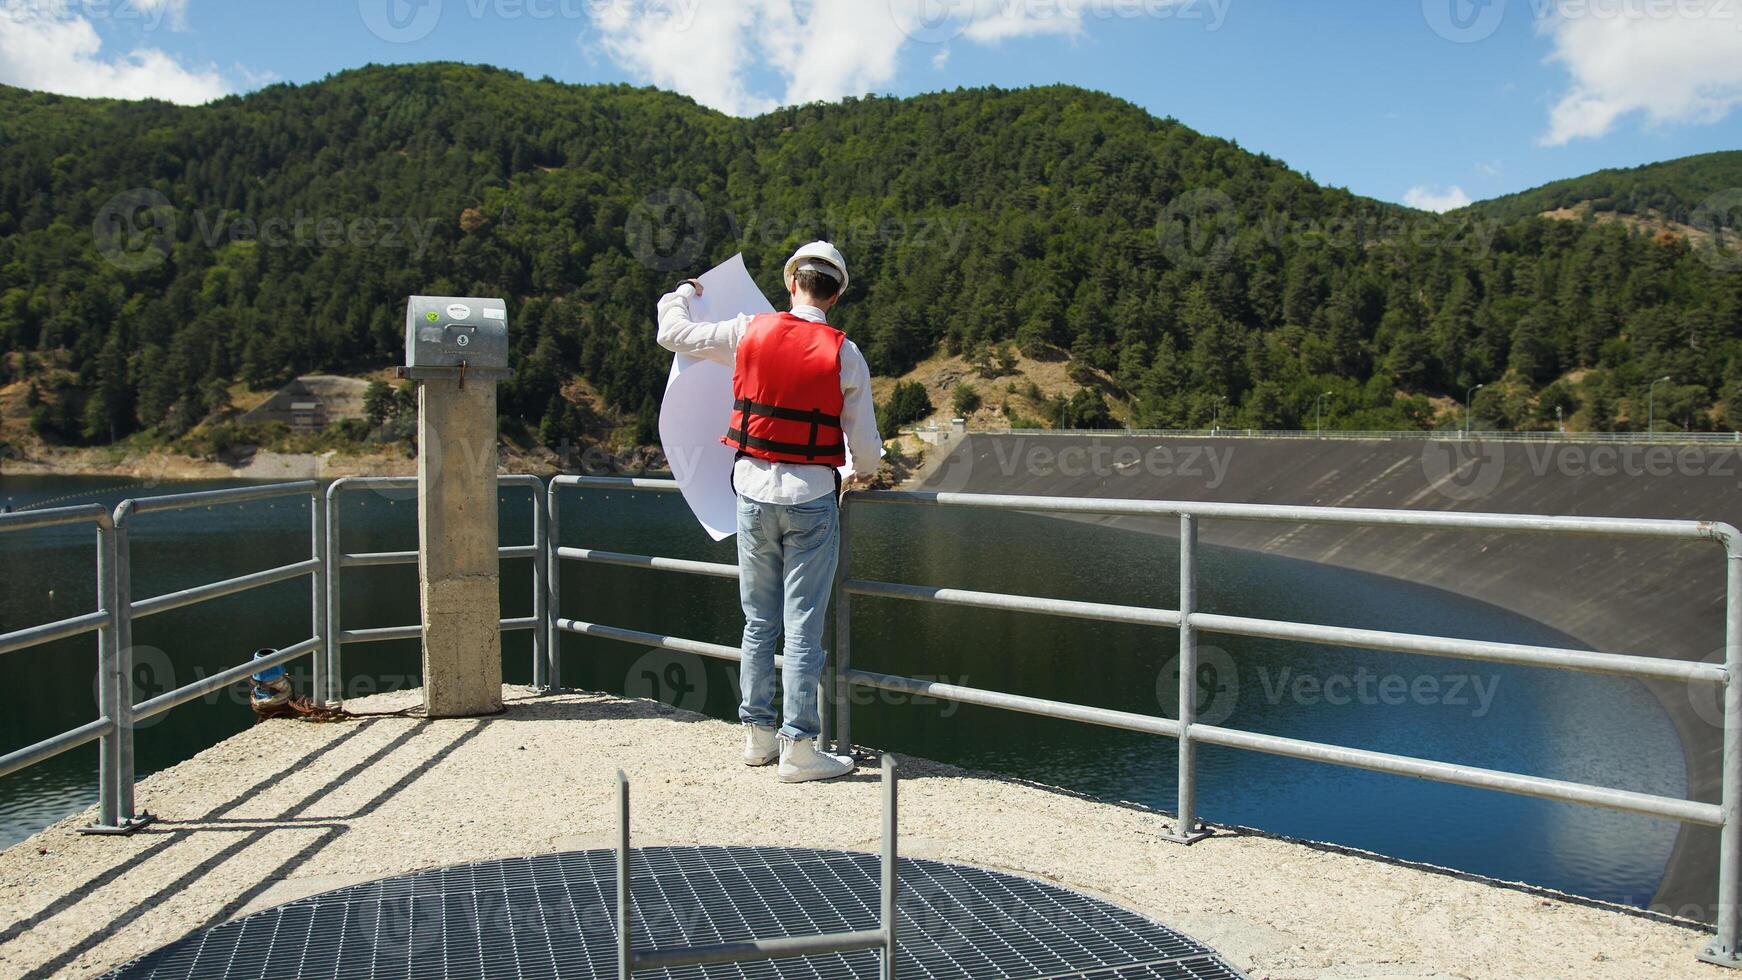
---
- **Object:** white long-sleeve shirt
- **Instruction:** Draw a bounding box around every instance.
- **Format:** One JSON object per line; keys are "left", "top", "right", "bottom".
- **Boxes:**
{"left": 656, "top": 283, "right": 883, "bottom": 505}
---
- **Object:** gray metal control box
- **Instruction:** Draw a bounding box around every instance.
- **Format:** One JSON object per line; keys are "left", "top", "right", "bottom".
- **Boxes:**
{"left": 402, "top": 296, "right": 512, "bottom": 380}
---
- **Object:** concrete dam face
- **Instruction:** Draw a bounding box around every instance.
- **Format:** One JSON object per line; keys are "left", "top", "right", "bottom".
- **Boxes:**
{"left": 916, "top": 432, "right": 1741, "bottom": 918}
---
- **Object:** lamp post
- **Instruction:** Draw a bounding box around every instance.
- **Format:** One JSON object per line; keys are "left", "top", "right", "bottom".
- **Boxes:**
{"left": 1648, "top": 375, "right": 1672, "bottom": 435}
{"left": 1212, "top": 395, "right": 1227, "bottom": 435}
{"left": 1314, "top": 391, "right": 1332, "bottom": 437}
{"left": 1464, "top": 383, "right": 1485, "bottom": 438}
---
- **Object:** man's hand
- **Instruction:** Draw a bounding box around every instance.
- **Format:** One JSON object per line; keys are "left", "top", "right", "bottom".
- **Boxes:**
{"left": 842, "top": 472, "right": 869, "bottom": 490}
{"left": 681, "top": 278, "right": 704, "bottom": 296}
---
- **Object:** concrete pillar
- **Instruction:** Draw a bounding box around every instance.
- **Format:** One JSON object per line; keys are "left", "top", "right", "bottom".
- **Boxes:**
{"left": 417, "top": 378, "right": 503, "bottom": 717}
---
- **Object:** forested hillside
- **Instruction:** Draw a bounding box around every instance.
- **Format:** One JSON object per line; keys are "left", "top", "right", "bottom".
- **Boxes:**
{"left": 1, "top": 63, "right": 1738, "bottom": 454}
{"left": 1462, "top": 150, "right": 1742, "bottom": 226}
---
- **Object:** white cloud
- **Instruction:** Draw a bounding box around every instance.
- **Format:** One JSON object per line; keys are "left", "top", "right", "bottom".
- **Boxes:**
{"left": 1538, "top": 0, "right": 1742, "bottom": 145}
{"left": 757, "top": 1, "right": 914, "bottom": 109}
{"left": 0, "top": 1, "right": 228, "bottom": 104}
{"left": 584, "top": 0, "right": 1091, "bottom": 116}
{"left": 1403, "top": 185, "right": 1473, "bottom": 212}
{"left": 961, "top": 1, "right": 1084, "bottom": 43}
{"left": 130, "top": 0, "right": 192, "bottom": 30}
{"left": 589, "top": 0, "right": 777, "bottom": 116}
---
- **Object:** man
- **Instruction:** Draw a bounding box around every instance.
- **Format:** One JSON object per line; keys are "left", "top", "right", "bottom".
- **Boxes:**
{"left": 656, "top": 242, "right": 882, "bottom": 783}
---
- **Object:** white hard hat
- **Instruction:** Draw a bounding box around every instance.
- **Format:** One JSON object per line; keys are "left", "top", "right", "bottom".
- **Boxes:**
{"left": 784, "top": 241, "right": 849, "bottom": 295}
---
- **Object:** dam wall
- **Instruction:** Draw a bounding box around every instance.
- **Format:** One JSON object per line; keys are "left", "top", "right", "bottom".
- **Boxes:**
{"left": 915, "top": 432, "right": 1741, "bottom": 917}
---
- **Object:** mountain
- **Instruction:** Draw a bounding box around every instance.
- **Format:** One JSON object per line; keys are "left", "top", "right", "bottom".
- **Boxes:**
{"left": 1461, "top": 151, "right": 1742, "bottom": 226}
{"left": 0, "top": 63, "right": 1738, "bottom": 458}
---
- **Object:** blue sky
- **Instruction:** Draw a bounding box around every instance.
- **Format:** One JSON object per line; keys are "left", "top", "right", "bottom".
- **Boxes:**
{"left": 2, "top": 1, "right": 1739, "bottom": 210}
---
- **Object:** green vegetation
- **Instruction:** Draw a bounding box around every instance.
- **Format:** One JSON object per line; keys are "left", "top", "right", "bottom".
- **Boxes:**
{"left": 878, "top": 381, "right": 933, "bottom": 432}
{"left": 1461, "top": 150, "right": 1742, "bottom": 226}
{"left": 1, "top": 63, "right": 1739, "bottom": 450}
{"left": 950, "top": 382, "right": 981, "bottom": 417}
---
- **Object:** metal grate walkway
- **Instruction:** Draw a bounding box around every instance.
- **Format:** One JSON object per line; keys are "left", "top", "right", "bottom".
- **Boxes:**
{"left": 102, "top": 846, "right": 1246, "bottom": 979}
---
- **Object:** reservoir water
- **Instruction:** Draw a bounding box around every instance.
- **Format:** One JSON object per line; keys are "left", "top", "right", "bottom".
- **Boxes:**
{"left": 0, "top": 474, "right": 1688, "bottom": 909}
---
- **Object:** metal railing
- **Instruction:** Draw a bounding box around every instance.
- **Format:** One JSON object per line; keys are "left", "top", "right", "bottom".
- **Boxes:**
{"left": 546, "top": 475, "right": 761, "bottom": 694}
{"left": 612, "top": 755, "right": 900, "bottom": 978}
{"left": 323, "top": 475, "right": 547, "bottom": 705}
{"left": 0, "top": 482, "right": 331, "bottom": 832}
{"left": 0, "top": 504, "right": 127, "bottom": 831}
{"left": 546, "top": 476, "right": 1742, "bottom": 967}
{"left": 962, "top": 427, "right": 1742, "bottom": 445}
{"left": 5, "top": 473, "right": 1739, "bottom": 966}
{"left": 0, "top": 476, "right": 549, "bottom": 832}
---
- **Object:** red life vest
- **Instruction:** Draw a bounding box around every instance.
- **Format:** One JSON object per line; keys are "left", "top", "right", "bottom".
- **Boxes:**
{"left": 722, "top": 312, "right": 848, "bottom": 466}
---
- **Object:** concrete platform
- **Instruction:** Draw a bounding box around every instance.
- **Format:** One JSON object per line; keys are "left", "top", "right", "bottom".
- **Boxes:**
{"left": 0, "top": 688, "right": 1724, "bottom": 979}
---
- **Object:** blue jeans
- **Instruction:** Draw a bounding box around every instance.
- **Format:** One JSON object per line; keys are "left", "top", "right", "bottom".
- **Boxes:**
{"left": 736, "top": 493, "right": 839, "bottom": 741}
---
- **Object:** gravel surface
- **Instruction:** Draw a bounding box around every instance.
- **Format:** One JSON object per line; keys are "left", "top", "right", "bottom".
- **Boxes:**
{"left": 0, "top": 688, "right": 1722, "bottom": 979}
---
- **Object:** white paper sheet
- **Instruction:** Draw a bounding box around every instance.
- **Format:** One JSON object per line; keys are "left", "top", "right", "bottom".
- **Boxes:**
{"left": 658, "top": 255, "right": 769, "bottom": 540}
{"left": 659, "top": 253, "right": 873, "bottom": 540}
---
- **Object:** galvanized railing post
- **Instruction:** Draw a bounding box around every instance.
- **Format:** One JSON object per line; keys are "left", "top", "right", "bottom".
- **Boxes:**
{"left": 310, "top": 489, "right": 329, "bottom": 708}
{"left": 546, "top": 481, "right": 563, "bottom": 692}
{"left": 881, "top": 752, "right": 899, "bottom": 980}
{"left": 95, "top": 519, "right": 120, "bottom": 830}
{"left": 833, "top": 492, "right": 854, "bottom": 756}
{"left": 617, "top": 769, "right": 632, "bottom": 980}
{"left": 113, "top": 501, "right": 138, "bottom": 824}
{"left": 324, "top": 482, "right": 343, "bottom": 707}
{"left": 1704, "top": 533, "right": 1742, "bottom": 966}
{"left": 1165, "top": 513, "right": 1207, "bottom": 844}
{"left": 533, "top": 483, "right": 546, "bottom": 689}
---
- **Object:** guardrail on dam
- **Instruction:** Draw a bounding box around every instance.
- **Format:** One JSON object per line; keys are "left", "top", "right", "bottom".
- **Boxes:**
{"left": 2, "top": 468, "right": 1740, "bottom": 969}
{"left": 913, "top": 431, "right": 1742, "bottom": 926}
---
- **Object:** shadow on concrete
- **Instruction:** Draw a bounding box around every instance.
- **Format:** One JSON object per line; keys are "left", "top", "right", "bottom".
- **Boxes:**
{"left": 0, "top": 720, "right": 376, "bottom": 952}
{"left": 17, "top": 717, "right": 488, "bottom": 980}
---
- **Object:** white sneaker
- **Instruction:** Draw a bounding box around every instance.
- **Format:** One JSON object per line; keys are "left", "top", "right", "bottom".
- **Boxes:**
{"left": 743, "top": 724, "right": 778, "bottom": 766}
{"left": 777, "top": 735, "right": 856, "bottom": 783}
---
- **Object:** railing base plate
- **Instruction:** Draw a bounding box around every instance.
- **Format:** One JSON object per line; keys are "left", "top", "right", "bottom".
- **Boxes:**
{"left": 1160, "top": 822, "right": 1210, "bottom": 845}
{"left": 78, "top": 812, "right": 156, "bottom": 836}
{"left": 1698, "top": 943, "right": 1742, "bottom": 969}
